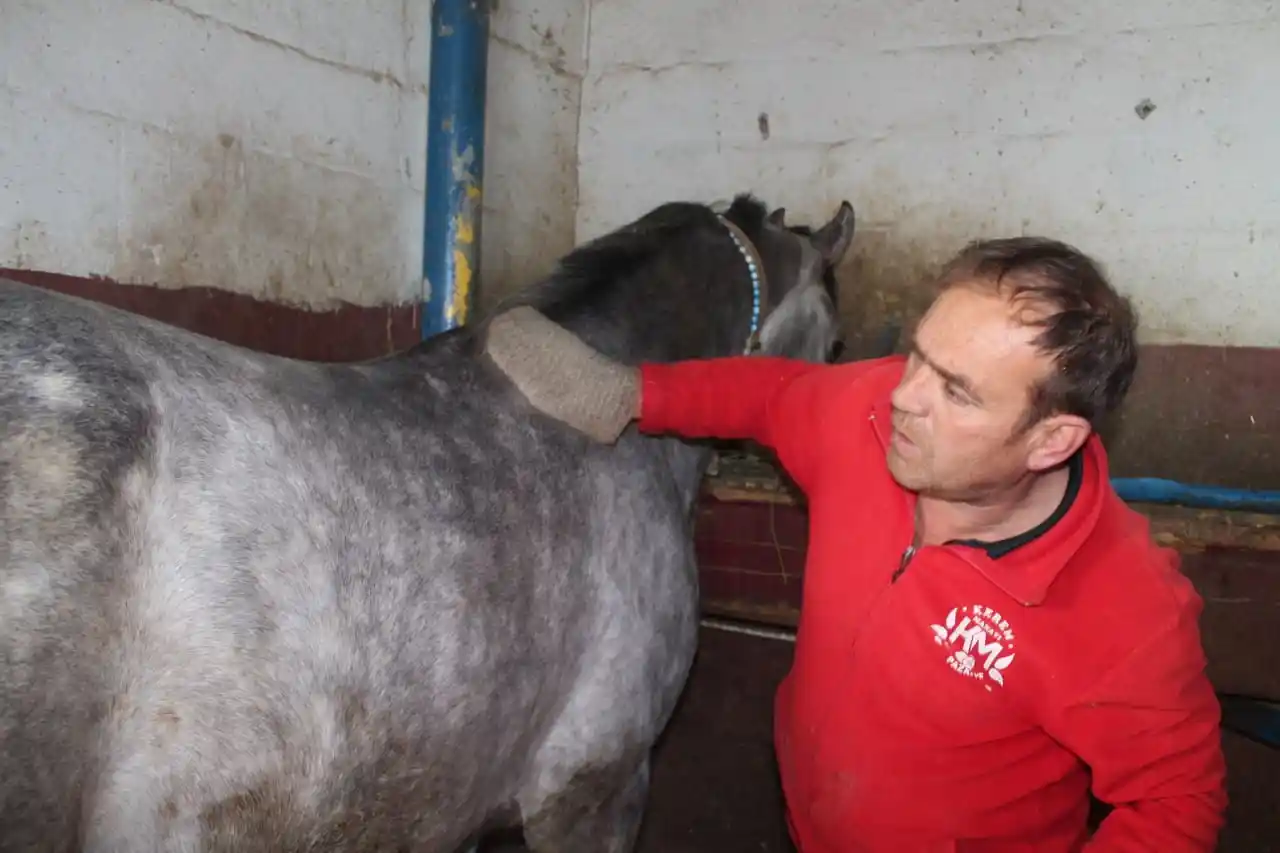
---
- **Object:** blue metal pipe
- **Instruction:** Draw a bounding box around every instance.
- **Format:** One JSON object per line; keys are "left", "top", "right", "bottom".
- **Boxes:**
{"left": 421, "top": 0, "right": 491, "bottom": 339}
{"left": 1111, "top": 478, "right": 1280, "bottom": 515}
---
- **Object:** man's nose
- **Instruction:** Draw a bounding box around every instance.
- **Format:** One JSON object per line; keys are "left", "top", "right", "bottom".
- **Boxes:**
{"left": 890, "top": 367, "right": 929, "bottom": 415}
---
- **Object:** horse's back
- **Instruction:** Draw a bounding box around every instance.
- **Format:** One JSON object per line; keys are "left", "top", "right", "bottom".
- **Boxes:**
{"left": 0, "top": 278, "right": 696, "bottom": 850}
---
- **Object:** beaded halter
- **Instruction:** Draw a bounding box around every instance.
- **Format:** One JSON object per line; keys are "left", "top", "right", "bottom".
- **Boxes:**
{"left": 717, "top": 216, "right": 769, "bottom": 354}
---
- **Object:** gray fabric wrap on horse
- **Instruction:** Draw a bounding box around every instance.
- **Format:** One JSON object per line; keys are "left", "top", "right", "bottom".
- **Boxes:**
{"left": 483, "top": 305, "right": 640, "bottom": 444}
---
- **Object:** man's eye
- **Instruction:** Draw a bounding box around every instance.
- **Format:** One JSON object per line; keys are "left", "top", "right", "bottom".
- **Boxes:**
{"left": 945, "top": 384, "right": 967, "bottom": 403}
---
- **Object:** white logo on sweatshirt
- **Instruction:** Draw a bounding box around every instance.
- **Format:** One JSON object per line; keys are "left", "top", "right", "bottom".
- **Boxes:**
{"left": 929, "top": 605, "right": 1016, "bottom": 688}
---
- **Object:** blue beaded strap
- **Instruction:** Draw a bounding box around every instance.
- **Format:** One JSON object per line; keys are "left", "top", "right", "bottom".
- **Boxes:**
{"left": 718, "top": 216, "right": 765, "bottom": 354}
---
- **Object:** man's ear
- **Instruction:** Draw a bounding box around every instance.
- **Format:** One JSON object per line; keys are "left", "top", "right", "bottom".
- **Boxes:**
{"left": 1025, "top": 413, "right": 1091, "bottom": 472}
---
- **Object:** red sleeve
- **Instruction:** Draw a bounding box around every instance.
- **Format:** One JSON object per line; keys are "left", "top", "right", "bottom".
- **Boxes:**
{"left": 1044, "top": 590, "right": 1227, "bottom": 852}
{"left": 638, "top": 356, "right": 868, "bottom": 494}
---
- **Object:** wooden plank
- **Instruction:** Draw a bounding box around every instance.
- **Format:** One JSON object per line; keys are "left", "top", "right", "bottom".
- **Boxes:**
{"left": 702, "top": 600, "right": 800, "bottom": 630}
{"left": 702, "top": 469, "right": 1280, "bottom": 554}
{"left": 1141, "top": 504, "right": 1280, "bottom": 553}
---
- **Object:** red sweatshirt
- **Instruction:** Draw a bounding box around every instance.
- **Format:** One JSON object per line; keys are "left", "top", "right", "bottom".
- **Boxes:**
{"left": 639, "top": 355, "right": 1227, "bottom": 853}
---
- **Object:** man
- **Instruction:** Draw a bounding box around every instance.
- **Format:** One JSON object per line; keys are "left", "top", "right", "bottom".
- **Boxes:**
{"left": 483, "top": 236, "right": 1228, "bottom": 851}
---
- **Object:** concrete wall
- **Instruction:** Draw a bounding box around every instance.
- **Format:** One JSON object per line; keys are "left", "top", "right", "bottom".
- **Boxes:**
{"left": 481, "top": 0, "right": 588, "bottom": 310}
{"left": 0, "top": 0, "right": 585, "bottom": 319}
{"left": 2, "top": 0, "right": 428, "bottom": 311}
{"left": 577, "top": 1, "right": 1280, "bottom": 353}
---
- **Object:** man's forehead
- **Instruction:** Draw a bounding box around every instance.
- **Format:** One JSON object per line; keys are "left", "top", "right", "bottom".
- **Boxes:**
{"left": 923, "top": 285, "right": 1047, "bottom": 342}
{"left": 914, "top": 288, "right": 1052, "bottom": 394}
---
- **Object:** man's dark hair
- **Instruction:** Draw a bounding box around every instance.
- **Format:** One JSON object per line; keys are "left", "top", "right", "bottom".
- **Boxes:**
{"left": 936, "top": 236, "right": 1139, "bottom": 431}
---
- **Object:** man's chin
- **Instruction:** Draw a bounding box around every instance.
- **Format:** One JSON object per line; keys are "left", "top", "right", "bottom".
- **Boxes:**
{"left": 885, "top": 450, "right": 928, "bottom": 493}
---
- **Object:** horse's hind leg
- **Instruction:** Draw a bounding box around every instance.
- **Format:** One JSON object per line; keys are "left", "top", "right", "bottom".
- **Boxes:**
{"left": 519, "top": 756, "right": 650, "bottom": 853}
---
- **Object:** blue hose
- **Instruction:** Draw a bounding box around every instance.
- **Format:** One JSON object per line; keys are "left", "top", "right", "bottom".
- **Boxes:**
{"left": 1111, "top": 478, "right": 1280, "bottom": 515}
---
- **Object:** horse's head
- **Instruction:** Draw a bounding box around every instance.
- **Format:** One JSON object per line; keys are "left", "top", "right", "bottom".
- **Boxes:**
{"left": 476, "top": 193, "right": 858, "bottom": 457}
{"left": 719, "top": 197, "right": 856, "bottom": 363}
{"left": 494, "top": 193, "right": 856, "bottom": 369}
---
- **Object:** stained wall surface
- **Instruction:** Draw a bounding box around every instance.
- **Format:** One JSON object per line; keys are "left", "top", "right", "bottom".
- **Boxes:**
{"left": 1, "top": 0, "right": 585, "bottom": 319}
{"left": 577, "top": 1, "right": 1279, "bottom": 350}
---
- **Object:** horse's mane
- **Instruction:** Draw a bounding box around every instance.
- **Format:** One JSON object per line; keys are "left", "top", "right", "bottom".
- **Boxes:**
{"left": 411, "top": 193, "right": 772, "bottom": 365}
{"left": 516, "top": 193, "right": 770, "bottom": 318}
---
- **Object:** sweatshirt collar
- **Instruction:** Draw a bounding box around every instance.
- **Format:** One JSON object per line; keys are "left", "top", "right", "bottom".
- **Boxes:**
{"left": 869, "top": 399, "right": 1110, "bottom": 606}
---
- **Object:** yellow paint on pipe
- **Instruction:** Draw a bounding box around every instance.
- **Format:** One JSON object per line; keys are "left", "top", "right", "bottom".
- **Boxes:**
{"left": 448, "top": 248, "right": 472, "bottom": 324}
{"left": 455, "top": 214, "right": 474, "bottom": 245}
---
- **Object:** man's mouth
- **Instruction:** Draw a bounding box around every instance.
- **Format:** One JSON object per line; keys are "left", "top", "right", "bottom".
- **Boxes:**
{"left": 890, "top": 417, "right": 917, "bottom": 450}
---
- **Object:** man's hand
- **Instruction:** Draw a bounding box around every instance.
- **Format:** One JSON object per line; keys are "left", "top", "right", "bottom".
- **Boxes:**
{"left": 482, "top": 305, "right": 640, "bottom": 444}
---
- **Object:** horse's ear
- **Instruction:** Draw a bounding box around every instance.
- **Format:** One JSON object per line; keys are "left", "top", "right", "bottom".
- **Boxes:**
{"left": 768, "top": 207, "right": 787, "bottom": 226}
{"left": 811, "top": 201, "right": 855, "bottom": 265}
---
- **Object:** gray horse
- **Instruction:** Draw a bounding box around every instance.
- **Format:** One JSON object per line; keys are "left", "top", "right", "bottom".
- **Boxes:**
{"left": 0, "top": 192, "right": 855, "bottom": 852}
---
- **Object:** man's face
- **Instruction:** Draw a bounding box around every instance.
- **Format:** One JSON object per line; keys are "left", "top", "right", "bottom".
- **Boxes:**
{"left": 886, "top": 281, "right": 1081, "bottom": 501}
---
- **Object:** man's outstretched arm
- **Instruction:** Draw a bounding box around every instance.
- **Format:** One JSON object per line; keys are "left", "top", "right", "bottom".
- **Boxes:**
{"left": 483, "top": 305, "right": 866, "bottom": 492}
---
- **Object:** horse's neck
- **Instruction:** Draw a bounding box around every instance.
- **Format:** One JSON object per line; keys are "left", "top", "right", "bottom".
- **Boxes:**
{"left": 615, "top": 430, "right": 716, "bottom": 519}
{"left": 539, "top": 258, "right": 751, "bottom": 366}
{"left": 664, "top": 439, "right": 716, "bottom": 503}
{"left": 562, "top": 314, "right": 743, "bottom": 372}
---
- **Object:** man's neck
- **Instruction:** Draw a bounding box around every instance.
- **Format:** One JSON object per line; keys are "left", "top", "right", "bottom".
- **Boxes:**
{"left": 914, "top": 464, "right": 1072, "bottom": 547}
